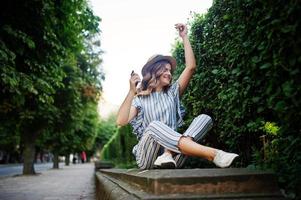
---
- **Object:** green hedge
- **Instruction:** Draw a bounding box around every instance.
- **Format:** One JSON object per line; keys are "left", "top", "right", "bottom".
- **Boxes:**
{"left": 100, "top": 125, "right": 137, "bottom": 168}
{"left": 172, "top": 0, "right": 300, "bottom": 198}
{"left": 100, "top": 0, "right": 300, "bottom": 197}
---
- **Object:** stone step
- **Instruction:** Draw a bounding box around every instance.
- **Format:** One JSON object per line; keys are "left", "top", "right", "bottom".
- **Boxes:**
{"left": 96, "top": 168, "right": 285, "bottom": 200}
{"left": 94, "top": 161, "right": 115, "bottom": 170}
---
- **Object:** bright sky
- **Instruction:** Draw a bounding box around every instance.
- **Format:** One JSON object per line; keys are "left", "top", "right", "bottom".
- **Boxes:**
{"left": 89, "top": 0, "right": 212, "bottom": 117}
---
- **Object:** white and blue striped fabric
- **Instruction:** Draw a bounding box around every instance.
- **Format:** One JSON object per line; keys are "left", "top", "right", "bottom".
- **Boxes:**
{"left": 130, "top": 80, "right": 185, "bottom": 140}
{"left": 129, "top": 80, "right": 213, "bottom": 169}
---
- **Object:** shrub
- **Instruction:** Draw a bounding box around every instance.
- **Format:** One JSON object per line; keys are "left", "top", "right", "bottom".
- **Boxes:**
{"left": 172, "top": 0, "right": 300, "bottom": 198}
{"left": 100, "top": 125, "right": 137, "bottom": 168}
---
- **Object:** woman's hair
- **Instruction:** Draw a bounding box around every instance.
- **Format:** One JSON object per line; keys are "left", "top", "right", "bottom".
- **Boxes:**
{"left": 137, "top": 60, "right": 172, "bottom": 96}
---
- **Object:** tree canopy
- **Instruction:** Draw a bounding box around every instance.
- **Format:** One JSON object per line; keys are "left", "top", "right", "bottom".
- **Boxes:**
{"left": 0, "top": 0, "right": 104, "bottom": 173}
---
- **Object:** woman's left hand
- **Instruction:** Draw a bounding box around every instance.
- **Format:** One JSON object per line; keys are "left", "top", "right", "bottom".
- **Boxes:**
{"left": 175, "top": 23, "right": 188, "bottom": 38}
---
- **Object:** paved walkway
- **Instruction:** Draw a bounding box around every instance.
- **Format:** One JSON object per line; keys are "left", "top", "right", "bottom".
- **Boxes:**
{"left": 0, "top": 163, "right": 95, "bottom": 200}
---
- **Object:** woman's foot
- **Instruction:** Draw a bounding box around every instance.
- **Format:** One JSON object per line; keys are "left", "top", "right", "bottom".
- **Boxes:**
{"left": 154, "top": 152, "right": 176, "bottom": 169}
{"left": 213, "top": 150, "right": 239, "bottom": 168}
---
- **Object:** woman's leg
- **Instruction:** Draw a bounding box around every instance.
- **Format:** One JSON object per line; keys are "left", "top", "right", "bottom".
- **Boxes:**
{"left": 177, "top": 137, "right": 239, "bottom": 168}
{"left": 174, "top": 114, "right": 238, "bottom": 168}
{"left": 174, "top": 114, "right": 213, "bottom": 168}
{"left": 136, "top": 119, "right": 211, "bottom": 169}
{"left": 136, "top": 133, "right": 162, "bottom": 169}
{"left": 183, "top": 114, "right": 213, "bottom": 141}
{"left": 136, "top": 121, "right": 184, "bottom": 169}
{"left": 136, "top": 120, "right": 237, "bottom": 169}
{"left": 178, "top": 137, "right": 216, "bottom": 160}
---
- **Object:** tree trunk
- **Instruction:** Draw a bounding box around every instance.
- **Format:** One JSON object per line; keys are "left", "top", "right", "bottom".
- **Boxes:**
{"left": 65, "top": 154, "right": 70, "bottom": 166}
{"left": 5, "top": 153, "right": 10, "bottom": 164}
{"left": 53, "top": 152, "right": 59, "bottom": 169}
{"left": 40, "top": 150, "right": 44, "bottom": 163}
{"left": 22, "top": 135, "right": 36, "bottom": 175}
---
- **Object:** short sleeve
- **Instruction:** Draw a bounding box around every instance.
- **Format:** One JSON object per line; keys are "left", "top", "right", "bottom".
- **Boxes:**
{"left": 129, "top": 96, "right": 144, "bottom": 139}
{"left": 169, "top": 80, "right": 180, "bottom": 97}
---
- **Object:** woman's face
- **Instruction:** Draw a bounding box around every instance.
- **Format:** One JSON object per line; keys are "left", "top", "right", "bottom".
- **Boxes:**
{"left": 158, "top": 63, "right": 172, "bottom": 87}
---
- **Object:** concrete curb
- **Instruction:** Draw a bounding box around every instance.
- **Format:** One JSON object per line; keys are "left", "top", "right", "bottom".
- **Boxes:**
{"left": 95, "top": 168, "right": 286, "bottom": 200}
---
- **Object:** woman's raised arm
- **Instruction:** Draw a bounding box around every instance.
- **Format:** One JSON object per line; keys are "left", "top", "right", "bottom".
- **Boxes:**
{"left": 175, "top": 23, "right": 196, "bottom": 96}
{"left": 116, "top": 72, "right": 140, "bottom": 126}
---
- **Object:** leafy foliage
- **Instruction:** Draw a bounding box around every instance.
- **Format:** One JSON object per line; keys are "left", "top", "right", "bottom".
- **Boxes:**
{"left": 172, "top": 0, "right": 300, "bottom": 198}
{"left": 100, "top": 125, "right": 138, "bottom": 168}
{"left": 94, "top": 115, "right": 118, "bottom": 149}
{"left": 0, "top": 0, "right": 104, "bottom": 172}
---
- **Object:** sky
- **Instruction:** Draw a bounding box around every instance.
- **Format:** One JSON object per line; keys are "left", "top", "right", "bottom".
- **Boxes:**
{"left": 89, "top": 0, "right": 213, "bottom": 117}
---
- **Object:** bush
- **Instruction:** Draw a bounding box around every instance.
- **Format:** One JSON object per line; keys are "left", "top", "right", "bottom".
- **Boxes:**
{"left": 172, "top": 0, "right": 300, "bottom": 198}
{"left": 100, "top": 125, "right": 138, "bottom": 168}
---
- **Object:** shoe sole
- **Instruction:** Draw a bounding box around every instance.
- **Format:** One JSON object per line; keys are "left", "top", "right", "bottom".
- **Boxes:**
{"left": 154, "top": 162, "right": 176, "bottom": 169}
{"left": 224, "top": 155, "right": 239, "bottom": 168}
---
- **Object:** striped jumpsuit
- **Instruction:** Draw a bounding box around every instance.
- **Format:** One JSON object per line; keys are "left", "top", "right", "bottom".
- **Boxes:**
{"left": 130, "top": 80, "right": 213, "bottom": 169}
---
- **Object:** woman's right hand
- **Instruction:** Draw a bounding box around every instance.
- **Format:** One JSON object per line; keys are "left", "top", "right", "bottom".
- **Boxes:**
{"left": 175, "top": 23, "right": 188, "bottom": 38}
{"left": 129, "top": 71, "right": 141, "bottom": 94}
{"left": 116, "top": 71, "right": 140, "bottom": 126}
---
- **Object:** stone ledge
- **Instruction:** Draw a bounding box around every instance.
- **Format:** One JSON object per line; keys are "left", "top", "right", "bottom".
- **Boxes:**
{"left": 96, "top": 168, "right": 286, "bottom": 200}
{"left": 95, "top": 161, "right": 115, "bottom": 171}
{"left": 95, "top": 172, "right": 140, "bottom": 200}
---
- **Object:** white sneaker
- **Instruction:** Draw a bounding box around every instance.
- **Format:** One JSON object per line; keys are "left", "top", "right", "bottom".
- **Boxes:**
{"left": 213, "top": 150, "right": 239, "bottom": 168}
{"left": 154, "top": 153, "right": 176, "bottom": 169}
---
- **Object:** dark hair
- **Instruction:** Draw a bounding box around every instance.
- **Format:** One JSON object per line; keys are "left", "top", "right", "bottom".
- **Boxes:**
{"left": 137, "top": 60, "right": 172, "bottom": 95}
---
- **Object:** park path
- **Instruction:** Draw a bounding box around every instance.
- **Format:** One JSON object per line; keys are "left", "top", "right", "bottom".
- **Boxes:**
{"left": 0, "top": 163, "right": 95, "bottom": 200}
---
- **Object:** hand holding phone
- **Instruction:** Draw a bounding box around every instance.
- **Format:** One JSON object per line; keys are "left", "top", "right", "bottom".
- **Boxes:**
{"left": 131, "top": 70, "right": 140, "bottom": 86}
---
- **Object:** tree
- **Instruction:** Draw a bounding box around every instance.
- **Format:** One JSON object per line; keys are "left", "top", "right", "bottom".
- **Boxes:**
{"left": 0, "top": 0, "right": 102, "bottom": 174}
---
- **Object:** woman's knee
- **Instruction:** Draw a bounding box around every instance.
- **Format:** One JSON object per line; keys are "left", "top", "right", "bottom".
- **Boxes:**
{"left": 146, "top": 121, "right": 166, "bottom": 136}
{"left": 196, "top": 114, "right": 213, "bottom": 125}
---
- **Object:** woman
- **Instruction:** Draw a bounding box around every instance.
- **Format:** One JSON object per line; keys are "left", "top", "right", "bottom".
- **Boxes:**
{"left": 116, "top": 23, "right": 238, "bottom": 169}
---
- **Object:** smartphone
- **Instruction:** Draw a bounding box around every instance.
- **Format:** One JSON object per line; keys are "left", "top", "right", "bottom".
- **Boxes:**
{"left": 131, "top": 70, "right": 139, "bottom": 86}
